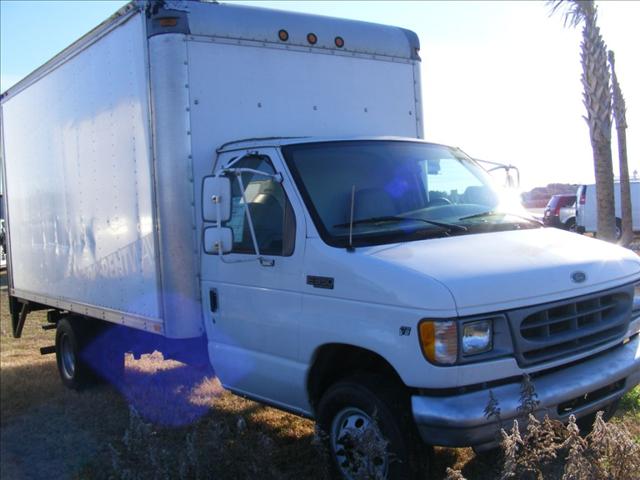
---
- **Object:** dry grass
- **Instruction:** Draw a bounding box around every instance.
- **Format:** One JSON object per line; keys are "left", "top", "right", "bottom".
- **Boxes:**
{"left": 0, "top": 275, "right": 638, "bottom": 479}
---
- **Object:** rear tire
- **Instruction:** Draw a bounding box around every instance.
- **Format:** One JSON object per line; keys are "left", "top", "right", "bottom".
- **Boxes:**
{"left": 565, "top": 218, "right": 576, "bottom": 232}
{"left": 55, "top": 317, "right": 98, "bottom": 390}
{"left": 55, "top": 316, "right": 125, "bottom": 390}
{"left": 317, "top": 374, "right": 429, "bottom": 480}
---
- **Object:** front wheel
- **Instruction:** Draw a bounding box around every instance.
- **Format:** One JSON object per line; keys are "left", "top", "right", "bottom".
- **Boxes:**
{"left": 317, "top": 375, "right": 429, "bottom": 480}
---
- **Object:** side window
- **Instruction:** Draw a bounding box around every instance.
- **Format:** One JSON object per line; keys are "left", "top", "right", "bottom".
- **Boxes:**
{"left": 223, "top": 156, "right": 296, "bottom": 256}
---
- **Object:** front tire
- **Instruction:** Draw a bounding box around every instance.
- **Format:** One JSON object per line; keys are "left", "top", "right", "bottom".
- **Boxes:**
{"left": 317, "top": 375, "right": 429, "bottom": 480}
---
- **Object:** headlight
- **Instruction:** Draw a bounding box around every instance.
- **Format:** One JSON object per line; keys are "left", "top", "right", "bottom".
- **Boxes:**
{"left": 418, "top": 320, "right": 458, "bottom": 365}
{"left": 462, "top": 320, "right": 493, "bottom": 355}
{"left": 419, "top": 318, "right": 496, "bottom": 365}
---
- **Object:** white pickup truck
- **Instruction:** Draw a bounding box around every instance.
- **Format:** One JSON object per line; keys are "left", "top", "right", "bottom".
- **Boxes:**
{"left": 1, "top": 1, "right": 639, "bottom": 479}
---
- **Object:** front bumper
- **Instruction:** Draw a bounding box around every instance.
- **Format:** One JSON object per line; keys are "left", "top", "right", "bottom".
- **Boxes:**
{"left": 412, "top": 329, "right": 640, "bottom": 450}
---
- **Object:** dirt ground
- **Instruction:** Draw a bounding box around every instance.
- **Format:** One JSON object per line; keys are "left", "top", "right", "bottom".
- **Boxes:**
{"left": 0, "top": 271, "right": 638, "bottom": 479}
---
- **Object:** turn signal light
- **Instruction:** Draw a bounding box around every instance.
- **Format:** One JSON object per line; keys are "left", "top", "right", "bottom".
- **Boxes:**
{"left": 419, "top": 320, "right": 458, "bottom": 365}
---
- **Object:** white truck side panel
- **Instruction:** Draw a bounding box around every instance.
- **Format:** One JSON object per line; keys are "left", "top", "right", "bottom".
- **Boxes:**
{"left": 2, "top": 14, "right": 163, "bottom": 330}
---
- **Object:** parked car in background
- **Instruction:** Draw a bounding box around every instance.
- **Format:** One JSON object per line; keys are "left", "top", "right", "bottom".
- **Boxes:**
{"left": 543, "top": 194, "right": 576, "bottom": 231}
{"left": 576, "top": 181, "right": 640, "bottom": 239}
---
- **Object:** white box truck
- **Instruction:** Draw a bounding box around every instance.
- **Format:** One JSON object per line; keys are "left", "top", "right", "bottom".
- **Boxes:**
{"left": 576, "top": 181, "right": 640, "bottom": 238}
{"left": 2, "top": 1, "right": 639, "bottom": 478}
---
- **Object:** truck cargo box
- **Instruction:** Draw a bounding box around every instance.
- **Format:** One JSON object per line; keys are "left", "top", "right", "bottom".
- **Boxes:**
{"left": 0, "top": 0, "right": 422, "bottom": 339}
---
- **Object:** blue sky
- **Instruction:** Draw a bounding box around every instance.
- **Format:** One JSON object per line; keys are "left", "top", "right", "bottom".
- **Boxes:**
{"left": 1, "top": 0, "right": 638, "bottom": 190}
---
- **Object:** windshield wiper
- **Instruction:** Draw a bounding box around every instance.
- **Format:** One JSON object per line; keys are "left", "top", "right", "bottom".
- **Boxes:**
{"left": 334, "top": 216, "right": 467, "bottom": 232}
{"left": 458, "top": 210, "right": 543, "bottom": 226}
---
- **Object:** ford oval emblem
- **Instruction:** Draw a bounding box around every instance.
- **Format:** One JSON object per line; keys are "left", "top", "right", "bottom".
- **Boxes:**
{"left": 571, "top": 271, "right": 587, "bottom": 283}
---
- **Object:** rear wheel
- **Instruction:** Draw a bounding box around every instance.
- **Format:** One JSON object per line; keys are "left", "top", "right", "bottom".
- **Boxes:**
{"left": 565, "top": 218, "right": 576, "bottom": 232}
{"left": 55, "top": 317, "right": 98, "bottom": 390}
{"left": 317, "top": 375, "right": 429, "bottom": 480}
{"left": 55, "top": 316, "right": 125, "bottom": 390}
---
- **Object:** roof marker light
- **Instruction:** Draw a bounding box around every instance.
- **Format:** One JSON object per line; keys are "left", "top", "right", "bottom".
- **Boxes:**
{"left": 307, "top": 33, "right": 318, "bottom": 45}
{"left": 335, "top": 36, "right": 344, "bottom": 48}
{"left": 278, "top": 29, "right": 289, "bottom": 42}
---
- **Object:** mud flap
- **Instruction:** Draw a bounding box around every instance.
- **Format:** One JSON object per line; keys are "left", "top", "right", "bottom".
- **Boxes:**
{"left": 10, "top": 297, "right": 29, "bottom": 338}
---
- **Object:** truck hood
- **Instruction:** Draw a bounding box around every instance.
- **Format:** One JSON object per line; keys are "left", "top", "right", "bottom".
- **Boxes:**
{"left": 368, "top": 228, "right": 640, "bottom": 315}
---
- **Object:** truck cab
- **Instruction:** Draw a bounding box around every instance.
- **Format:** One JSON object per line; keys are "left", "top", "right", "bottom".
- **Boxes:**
{"left": 201, "top": 136, "right": 640, "bottom": 477}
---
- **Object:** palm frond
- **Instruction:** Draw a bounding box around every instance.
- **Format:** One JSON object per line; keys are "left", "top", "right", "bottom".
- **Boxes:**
{"left": 547, "top": 0, "right": 596, "bottom": 28}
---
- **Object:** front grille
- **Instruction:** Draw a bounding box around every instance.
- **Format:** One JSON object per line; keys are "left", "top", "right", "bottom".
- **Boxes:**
{"left": 510, "top": 285, "right": 633, "bottom": 366}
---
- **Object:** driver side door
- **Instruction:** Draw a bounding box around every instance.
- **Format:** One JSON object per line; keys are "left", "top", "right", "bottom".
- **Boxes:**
{"left": 200, "top": 148, "right": 309, "bottom": 412}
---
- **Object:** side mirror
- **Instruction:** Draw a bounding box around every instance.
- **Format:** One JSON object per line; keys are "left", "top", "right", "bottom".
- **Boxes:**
{"left": 202, "top": 176, "right": 231, "bottom": 222}
{"left": 203, "top": 226, "right": 233, "bottom": 254}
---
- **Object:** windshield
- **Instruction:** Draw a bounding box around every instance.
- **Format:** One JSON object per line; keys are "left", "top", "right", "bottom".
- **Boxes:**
{"left": 282, "top": 140, "right": 538, "bottom": 247}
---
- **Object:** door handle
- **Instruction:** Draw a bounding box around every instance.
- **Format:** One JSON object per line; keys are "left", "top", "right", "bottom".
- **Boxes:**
{"left": 259, "top": 257, "right": 275, "bottom": 267}
{"left": 209, "top": 289, "right": 218, "bottom": 312}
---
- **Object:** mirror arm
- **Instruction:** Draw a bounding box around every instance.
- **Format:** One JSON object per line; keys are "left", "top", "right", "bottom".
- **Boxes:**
{"left": 235, "top": 173, "right": 261, "bottom": 258}
{"left": 213, "top": 157, "right": 284, "bottom": 264}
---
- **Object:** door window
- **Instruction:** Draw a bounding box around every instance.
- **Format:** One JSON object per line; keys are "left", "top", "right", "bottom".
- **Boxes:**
{"left": 223, "top": 156, "right": 295, "bottom": 256}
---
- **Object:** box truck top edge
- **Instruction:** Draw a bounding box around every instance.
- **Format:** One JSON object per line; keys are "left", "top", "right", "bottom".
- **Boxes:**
{"left": 172, "top": 1, "right": 420, "bottom": 60}
{"left": 0, "top": 2, "right": 140, "bottom": 102}
{"left": 1, "top": 0, "right": 420, "bottom": 102}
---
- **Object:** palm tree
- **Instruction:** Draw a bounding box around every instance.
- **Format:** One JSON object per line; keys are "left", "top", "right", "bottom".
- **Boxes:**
{"left": 609, "top": 51, "right": 633, "bottom": 246}
{"left": 550, "top": 0, "right": 616, "bottom": 241}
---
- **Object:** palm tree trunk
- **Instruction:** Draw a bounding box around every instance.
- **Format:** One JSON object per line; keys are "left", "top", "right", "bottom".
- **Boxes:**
{"left": 609, "top": 51, "right": 633, "bottom": 246}
{"left": 591, "top": 141, "right": 616, "bottom": 240}
{"left": 617, "top": 127, "right": 632, "bottom": 245}
{"left": 580, "top": 4, "right": 616, "bottom": 241}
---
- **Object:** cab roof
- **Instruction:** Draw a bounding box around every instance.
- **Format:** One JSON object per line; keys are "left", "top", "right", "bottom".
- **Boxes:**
{"left": 216, "top": 136, "right": 449, "bottom": 153}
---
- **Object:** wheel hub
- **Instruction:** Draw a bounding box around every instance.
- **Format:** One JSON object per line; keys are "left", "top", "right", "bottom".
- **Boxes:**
{"left": 330, "top": 407, "right": 389, "bottom": 479}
